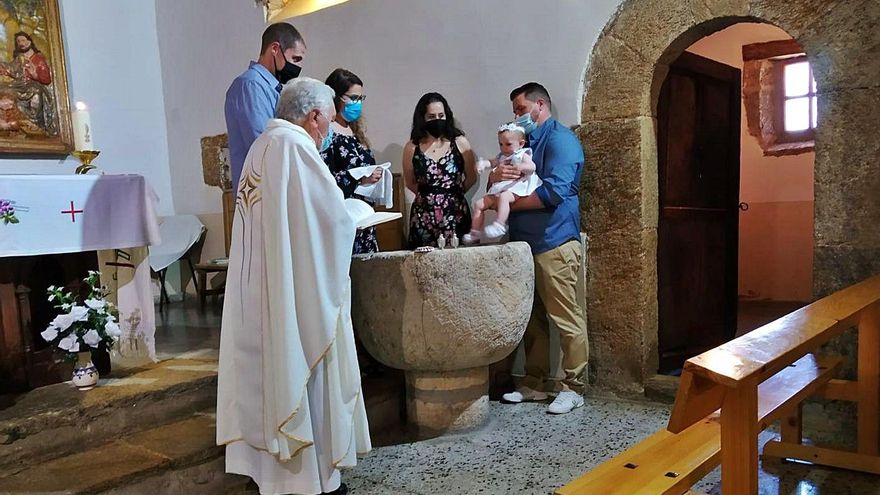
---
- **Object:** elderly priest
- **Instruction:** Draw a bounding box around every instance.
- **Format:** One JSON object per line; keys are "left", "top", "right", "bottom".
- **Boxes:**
{"left": 217, "top": 77, "right": 370, "bottom": 495}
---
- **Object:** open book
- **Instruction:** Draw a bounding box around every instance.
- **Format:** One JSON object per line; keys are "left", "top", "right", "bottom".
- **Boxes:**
{"left": 344, "top": 198, "right": 402, "bottom": 229}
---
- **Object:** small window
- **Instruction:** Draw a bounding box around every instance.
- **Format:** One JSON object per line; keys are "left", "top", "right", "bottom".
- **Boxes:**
{"left": 776, "top": 56, "right": 817, "bottom": 142}
{"left": 742, "top": 40, "right": 816, "bottom": 157}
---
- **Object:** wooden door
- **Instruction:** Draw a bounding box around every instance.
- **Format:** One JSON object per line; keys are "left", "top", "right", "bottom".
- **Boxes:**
{"left": 657, "top": 51, "right": 742, "bottom": 373}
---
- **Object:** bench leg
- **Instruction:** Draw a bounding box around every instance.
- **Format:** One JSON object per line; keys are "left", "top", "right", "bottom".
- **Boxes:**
{"left": 858, "top": 304, "right": 880, "bottom": 455}
{"left": 721, "top": 384, "right": 759, "bottom": 495}
{"left": 781, "top": 403, "right": 802, "bottom": 445}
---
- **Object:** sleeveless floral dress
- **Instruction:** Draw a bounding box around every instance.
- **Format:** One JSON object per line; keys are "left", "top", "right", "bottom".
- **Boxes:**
{"left": 408, "top": 140, "right": 471, "bottom": 248}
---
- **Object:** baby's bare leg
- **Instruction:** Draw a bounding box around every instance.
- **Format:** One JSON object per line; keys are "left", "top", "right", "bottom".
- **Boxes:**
{"left": 494, "top": 191, "right": 517, "bottom": 225}
{"left": 472, "top": 195, "right": 496, "bottom": 231}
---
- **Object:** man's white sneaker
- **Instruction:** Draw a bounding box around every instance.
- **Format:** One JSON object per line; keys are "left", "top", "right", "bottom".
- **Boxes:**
{"left": 501, "top": 386, "right": 548, "bottom": 403}
{"left": 547, "top": 391, "right": 585, "bottom": 414}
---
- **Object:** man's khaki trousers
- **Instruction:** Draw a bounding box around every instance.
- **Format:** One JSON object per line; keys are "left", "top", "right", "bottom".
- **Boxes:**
{"left": 518, "top": 239, "right": 588, "bottom": 394}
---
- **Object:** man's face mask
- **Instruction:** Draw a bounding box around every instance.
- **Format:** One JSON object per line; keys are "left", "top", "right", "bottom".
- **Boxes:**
{"left": 274, "top": 46, "right": 302, "bottom": 84}
{"left": 515, "top": 102, "right": 540, "bottom": 135}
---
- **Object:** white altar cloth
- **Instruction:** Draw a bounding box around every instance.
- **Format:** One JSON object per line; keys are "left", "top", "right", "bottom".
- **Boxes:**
{"left": 0, "top": 174, "right": 160, "bottom": 257}
{"left": 0, "top": 174, "right": 161, "bottom": 365}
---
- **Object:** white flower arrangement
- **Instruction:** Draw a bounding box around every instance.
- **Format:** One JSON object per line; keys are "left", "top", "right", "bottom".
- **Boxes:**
{"left": 41, "top": 271, "right": 121, "bottom": 360}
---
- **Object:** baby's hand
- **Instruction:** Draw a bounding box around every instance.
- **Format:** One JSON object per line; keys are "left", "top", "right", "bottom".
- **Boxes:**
{"left": 477, "top": 158, "right": 493, "bottom": 173}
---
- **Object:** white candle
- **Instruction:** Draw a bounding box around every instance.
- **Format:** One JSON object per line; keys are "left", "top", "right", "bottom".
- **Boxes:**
{"left": 72, "top": 101, "right": 95, "bottom": 150}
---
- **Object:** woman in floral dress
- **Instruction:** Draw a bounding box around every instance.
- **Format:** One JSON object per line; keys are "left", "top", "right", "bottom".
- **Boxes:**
{"left": 321, "top": 68, "right": 383, "bottom": 254}
{"left": 402, "top": 92, "right": 477, "bottom": 249}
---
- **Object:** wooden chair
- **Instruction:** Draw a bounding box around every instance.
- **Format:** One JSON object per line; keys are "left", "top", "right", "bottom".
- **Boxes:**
{"left": 192, "top": 262, "right": 227, "bottom": 310}
{"left": 557, "top": 274, "right": 880, "bottom": 495}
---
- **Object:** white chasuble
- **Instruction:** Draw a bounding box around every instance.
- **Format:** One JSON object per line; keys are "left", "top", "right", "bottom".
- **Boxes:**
{"left": 217, "top": 119, "right": 371, "bottom": 495}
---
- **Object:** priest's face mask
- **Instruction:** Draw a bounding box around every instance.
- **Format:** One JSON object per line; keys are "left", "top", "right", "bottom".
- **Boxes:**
{"left": 310, "top": 108, "right": 336, "bottom": 152}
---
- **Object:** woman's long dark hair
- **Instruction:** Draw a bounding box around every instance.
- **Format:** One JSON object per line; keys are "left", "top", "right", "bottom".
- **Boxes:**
{"left": 409, "top": 92, "right": 465, "bottom": 144}
{"left": 325, "top": 68, "right": 370, "bottom": 148}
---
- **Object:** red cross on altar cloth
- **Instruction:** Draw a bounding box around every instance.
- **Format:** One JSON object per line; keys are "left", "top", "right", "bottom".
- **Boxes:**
{"left": 61, "top": 201, "right": 84, "bottom": 223}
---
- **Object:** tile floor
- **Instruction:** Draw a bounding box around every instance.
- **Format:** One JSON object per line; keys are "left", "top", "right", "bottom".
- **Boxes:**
{"left": 157, "top": 301, "right": 879, "bottom": 494}
{"left": 338, "top": 398, "right": 878, "bottom": 495}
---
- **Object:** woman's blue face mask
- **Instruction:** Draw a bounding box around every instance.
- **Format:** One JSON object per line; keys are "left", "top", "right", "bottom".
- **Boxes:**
{"left": 340, "top": 100, "right": 362, "bottom": 122}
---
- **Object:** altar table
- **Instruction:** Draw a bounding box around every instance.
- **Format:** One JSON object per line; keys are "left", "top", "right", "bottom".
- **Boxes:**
{"left": 0, "top": 174, "right": 161, "bottom": 388}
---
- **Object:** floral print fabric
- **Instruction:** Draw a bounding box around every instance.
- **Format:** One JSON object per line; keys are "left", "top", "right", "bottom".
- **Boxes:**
{"left": 408, "top": 141, "right": 471, "bottom": 248}
{"left": 321, "top": 132, "right": 379, "bottom": 254}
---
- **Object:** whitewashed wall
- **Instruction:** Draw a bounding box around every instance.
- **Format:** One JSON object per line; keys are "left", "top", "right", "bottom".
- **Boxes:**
{"left": 155, "top": 0, "right": 622, "bottom": 216}
{"left": 0, "top": 0, "right": 175, "bottom": 216}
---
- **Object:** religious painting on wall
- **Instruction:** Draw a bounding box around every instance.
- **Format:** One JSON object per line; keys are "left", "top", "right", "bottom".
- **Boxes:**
{"left": 0, "top": 0, "right": 72, "bottom": 154}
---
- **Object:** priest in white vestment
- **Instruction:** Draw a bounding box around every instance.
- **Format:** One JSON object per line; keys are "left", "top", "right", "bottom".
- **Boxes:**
{"left": 217, "top": 77, "right": 371, "bottom": 495}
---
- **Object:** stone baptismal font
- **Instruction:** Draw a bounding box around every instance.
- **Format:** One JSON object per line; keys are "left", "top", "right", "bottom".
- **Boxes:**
{"left": 350, "top": 243, "right": 534, "bottom": 436}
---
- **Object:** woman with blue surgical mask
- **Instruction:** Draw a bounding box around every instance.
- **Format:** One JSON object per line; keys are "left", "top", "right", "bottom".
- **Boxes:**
{"left": 322, "top": 68, "right": 382, "bottom": 254}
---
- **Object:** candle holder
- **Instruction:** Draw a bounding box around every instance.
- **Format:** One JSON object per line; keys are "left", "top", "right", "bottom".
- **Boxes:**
{"left": 72, "top": 150, "right": 100, "bottom": 175}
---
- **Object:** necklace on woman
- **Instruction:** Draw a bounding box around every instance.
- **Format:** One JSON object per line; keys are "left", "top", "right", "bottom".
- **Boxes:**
{"left": 423, "top": 140, "right": 447, "bottom": 160}
{"left": 425, "top": 137, "right": 445, "bottom": 150}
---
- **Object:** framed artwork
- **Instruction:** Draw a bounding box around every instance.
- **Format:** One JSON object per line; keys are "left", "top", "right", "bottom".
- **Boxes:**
{"left": 0, "top": 0, "right": 72, "bottom": 154}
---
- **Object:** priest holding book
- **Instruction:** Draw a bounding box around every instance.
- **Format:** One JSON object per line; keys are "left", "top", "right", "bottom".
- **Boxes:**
{"left": 217, "top": 77, "right": 371, "bottom": 495}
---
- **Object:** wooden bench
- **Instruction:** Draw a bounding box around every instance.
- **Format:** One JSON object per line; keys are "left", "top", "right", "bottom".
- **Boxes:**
{"left": 557, "top": 274, "right": 880, "bottom": 495}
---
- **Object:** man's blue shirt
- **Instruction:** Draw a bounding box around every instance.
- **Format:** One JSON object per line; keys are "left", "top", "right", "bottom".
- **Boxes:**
{"left": 508, "top": 118, "right": 584, "bottom": 254}
{"left": 225, "top": 62, "right": 281, "bottom": 189}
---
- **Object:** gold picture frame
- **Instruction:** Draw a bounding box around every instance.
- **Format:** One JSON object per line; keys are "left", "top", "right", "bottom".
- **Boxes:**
{"left": 0, "top": 0, "right": 72, "bottom": 154}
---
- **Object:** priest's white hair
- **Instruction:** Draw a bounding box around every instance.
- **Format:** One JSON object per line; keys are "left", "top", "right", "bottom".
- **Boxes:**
{"left": 276, "top": 77, "right": 335, "bottom": 123}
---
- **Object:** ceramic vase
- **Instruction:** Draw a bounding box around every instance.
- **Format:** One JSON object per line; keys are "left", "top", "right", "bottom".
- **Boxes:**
{"left": 72, "top": 351, "right": 99, "bottom": 391}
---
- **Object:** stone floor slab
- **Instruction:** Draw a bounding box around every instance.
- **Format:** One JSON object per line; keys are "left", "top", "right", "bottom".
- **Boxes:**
{"left": 124, "top": 413, "right": 219, "bottom": 467}
{"left": 0, "top": 441, "right": 167, "bottom": 494}
{"left": 0, "top": 356, "right": 217, "bottom": 473}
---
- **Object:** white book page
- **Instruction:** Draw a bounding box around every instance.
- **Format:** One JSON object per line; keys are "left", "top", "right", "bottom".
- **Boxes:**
{"left": 344, "top": 198, "right": 401, "bottom": 229}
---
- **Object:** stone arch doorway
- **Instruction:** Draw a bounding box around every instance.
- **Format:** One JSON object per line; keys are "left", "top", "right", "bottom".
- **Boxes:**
{"left": 578, "top": 0, "right": 880, "bottom": 395}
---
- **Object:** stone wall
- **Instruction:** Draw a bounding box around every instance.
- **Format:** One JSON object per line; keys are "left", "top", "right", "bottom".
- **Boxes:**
{"left": 580, "top": 0, "right": 880, "bottom": 393}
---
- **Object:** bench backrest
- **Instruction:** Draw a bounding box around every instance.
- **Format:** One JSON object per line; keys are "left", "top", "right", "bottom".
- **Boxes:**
{"left": 668, "top": 274, "right": 880, "bottom": 433}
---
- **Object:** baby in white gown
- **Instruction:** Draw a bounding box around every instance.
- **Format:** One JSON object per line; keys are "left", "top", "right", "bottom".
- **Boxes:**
{"left": 463, "top": 123, "right": 542, "bottom": 243}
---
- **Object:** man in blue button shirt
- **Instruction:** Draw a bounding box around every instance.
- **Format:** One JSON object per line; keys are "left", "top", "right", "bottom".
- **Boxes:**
{"left": 225, "top": 23, "right": 306, "bottom": 191}
{"left": 494, "top": 83, "right": 588, "bottom": 415}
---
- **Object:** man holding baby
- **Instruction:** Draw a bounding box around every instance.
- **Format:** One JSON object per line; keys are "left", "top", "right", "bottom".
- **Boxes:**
{"left": 493, "top": 82, "right": 589, "bottom": 415}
